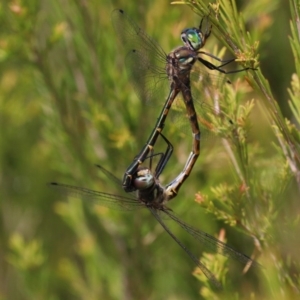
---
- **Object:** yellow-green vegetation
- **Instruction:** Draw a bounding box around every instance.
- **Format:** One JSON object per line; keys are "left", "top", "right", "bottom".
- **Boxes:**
{"left": 1, "top": 0, "right": 300, "bottom": 299}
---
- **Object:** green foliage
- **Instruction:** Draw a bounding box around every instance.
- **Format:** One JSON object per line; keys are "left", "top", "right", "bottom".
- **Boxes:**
{"left": 1, "top": 0, "right": 300, "bottom": 299}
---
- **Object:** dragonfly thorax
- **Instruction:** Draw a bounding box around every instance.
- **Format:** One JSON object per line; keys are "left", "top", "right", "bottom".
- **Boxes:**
{"left": 167, "top": 47, "right": 197, "bottom": 81}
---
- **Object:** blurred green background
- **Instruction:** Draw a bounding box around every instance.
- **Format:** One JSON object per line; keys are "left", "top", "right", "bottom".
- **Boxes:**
{"left": 1, "top": 0, "right": 300, "bottom": 299}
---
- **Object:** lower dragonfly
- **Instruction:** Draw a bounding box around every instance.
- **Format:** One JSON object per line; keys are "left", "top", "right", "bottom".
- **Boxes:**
{"left": 112, "top": 9, "right": 255, "bottom": 197}
{"left": 50, "top": 133, "right": 259, "bottom": 289}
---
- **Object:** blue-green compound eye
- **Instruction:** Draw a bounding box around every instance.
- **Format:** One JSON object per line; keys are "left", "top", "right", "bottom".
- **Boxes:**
{"left": 181, "top": 28, "right": 203, "bottom": 51}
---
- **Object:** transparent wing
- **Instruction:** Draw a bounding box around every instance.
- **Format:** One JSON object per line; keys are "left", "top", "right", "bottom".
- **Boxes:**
{"left": 111, "top": 9, "right": 166, "bottom": 60}
{"left": 49, "top": 182, "right": 144, "bottom": 211}
{"left": 125, "top": 48, "right": 168, "bottom": 105}
{"left": 149, "top": 206, "right": 222, "bottom": 289}
{"left": 112, "top": 9, "right": 168, "bottom": 105}
{"left": 163, "top": 209, "right": 261, "bottom": 268}
{"left": 95, "top": 164, "right": 122, "bottom": 186}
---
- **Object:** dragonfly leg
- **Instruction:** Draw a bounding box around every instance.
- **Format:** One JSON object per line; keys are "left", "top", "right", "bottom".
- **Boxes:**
{"left": 198, "top": 56, "right": 255, "bottom": 74}
{"left": 142, "top": 132, "right": 173, "bottom": 178}
{"left": 199, "top": 16, "right": 212, "bottom": 40}
{"left": 198, "top": 51, "right": 236, "bottom": 65}
{"left": 154, "top": 132, "right": 174, "bottom": 178}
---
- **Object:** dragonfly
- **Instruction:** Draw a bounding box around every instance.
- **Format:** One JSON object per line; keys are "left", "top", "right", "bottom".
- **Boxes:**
{"left": 112, "top": 9, "right": 255, "bottom": 196}
{"left": 50, "top": 133, "right": 259, "bottom": 289}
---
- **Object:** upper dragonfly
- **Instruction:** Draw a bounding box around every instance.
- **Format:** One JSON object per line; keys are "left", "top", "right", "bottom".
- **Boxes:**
{"left": 112, "top": 9, "right": 254, "bottom": 198}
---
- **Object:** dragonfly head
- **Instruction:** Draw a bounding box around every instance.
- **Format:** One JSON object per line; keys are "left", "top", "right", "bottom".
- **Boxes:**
{"left": 135, "top": 168, "right": 167, "bottom": 206}
{"left": 181, "top": 17, "right": 211, "bottom": 51}
{"left": 181, "top": 28, "right": 205, "bottom": 51}
{"left": 133, "top": 168, "right": 155, "bottom": 190}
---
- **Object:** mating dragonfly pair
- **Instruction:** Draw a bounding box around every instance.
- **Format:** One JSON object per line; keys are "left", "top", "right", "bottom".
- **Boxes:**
{"left": 51, "top": 9, "right": 259, "bottom": 288}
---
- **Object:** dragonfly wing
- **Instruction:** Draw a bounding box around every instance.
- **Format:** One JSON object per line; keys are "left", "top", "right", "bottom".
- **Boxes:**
{"left": 95, "top": 164, "right": 122, "bottom": 186}
{"left": 49, "top": 182, "right": 143, "bottom": 211}
{"left": 163, "top": 209, "right": 261, "bottom": 268}
{"left": 112, "top": 9, "right": 169, "bottom": 106}
{"left": 125, "top": 48, "right": 169, "bottom": 105}
{"left": 149, "top": 206, "right": 222, "bottom": 288}
{"left": 111, "top": 9, "right": 166, "bottom": 60}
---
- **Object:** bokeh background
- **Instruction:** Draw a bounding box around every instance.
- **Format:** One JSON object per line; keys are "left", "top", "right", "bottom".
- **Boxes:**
{"left": 1, "top": 0, "right": 300, "bottom": 299}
